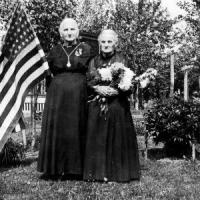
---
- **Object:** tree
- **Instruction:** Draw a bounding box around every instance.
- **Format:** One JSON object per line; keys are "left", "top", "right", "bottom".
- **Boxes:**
{"left": 76, "top": 0, "right": 175, "bottom": 103}
{"left": 26, "top": 0, "right": 76, "bottom": 53}
{"left": 173, "top": 1, "right": 200, "bottom": 96}
{"left": 1, "top": 0, "right": 178, "bottom": 103}
{"left": 0, "top": 0, "right": 19, "bottom": 22}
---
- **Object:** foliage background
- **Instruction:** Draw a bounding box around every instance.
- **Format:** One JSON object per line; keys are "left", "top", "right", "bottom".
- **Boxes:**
{"left": 1, "top": 0, "right": 200, "bottom": 155}
{"left": 144, "top": 93, "right": 200, "bottom": 157}
{"left": 1, "top": 0, "right": 200, "bottom": 101}
{"left": 0, "top": 0, "right": 181, "bottom": 102}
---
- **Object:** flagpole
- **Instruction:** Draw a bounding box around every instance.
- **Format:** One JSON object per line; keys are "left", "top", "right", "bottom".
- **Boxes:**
{"left": 22, "top": 2, "right": 48, "bottom": 69}
{"left": 22, "top": 3, "right": 44, "bottom": 149}
{"left": 31, "top": 87, "right": 36, "bottom": 149}
{"left": 0, "top": 1, "right": 49, "bottom": 151}
{"left": 21, "top": 2, "right": 36, "bottom": 149}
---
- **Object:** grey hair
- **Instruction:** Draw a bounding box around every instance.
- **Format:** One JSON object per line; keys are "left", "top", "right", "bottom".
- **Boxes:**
{"left": 59, "top": 18, "right": 79, "bottom": 39}
{"left": 98, "top": 29, "right": 118, "bottom": 46}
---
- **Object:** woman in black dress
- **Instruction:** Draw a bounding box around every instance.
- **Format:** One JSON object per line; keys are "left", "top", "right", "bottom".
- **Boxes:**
{"left": 84, "top": 29, "right": 140, "bottom": 182}
{"left": 37, "top": 18, "right": 93, "bottom": 179}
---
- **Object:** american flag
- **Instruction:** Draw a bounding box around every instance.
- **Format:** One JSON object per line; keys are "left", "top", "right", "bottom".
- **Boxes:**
{"left": 0, "top": 3, "right": 49, "bottom": 151}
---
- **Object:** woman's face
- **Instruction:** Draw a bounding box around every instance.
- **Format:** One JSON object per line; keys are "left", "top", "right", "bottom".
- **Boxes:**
{"left": 99, "top": 33, "right": 116, "bottom": 53}
{"left": 61, "top": 20, "right": 79, "bottom": 42}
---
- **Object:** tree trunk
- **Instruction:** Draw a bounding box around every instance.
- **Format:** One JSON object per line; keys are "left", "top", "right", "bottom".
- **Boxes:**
{"left": 170, "top": 53, "right": 174, "bottom": 97}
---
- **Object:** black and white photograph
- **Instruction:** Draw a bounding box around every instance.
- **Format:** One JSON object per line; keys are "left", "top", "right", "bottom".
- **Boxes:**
{"left": 0, "top": 0, "right": 200, "bottom": 199}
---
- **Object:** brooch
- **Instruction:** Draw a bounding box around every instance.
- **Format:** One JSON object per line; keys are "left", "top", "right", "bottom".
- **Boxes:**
{"left": 75, "top": 48, "right": 83, "bottom": 56}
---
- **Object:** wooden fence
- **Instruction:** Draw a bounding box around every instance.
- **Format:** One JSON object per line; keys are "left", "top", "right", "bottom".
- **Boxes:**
{"left": 22, "top": 95, "right": 45, "bottom": 117}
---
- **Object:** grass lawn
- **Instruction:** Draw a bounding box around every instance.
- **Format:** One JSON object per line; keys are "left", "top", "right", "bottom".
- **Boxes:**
{"left": 1, "top": 114, "right": 200, "bottom": 199}
{"left": 1, "top": 154, "right": 200, "bottom": 200}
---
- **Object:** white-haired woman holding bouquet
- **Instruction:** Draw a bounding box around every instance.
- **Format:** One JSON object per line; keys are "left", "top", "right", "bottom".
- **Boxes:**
{"left": 84, "top": 29, "right": 140, "bottom": 182}
{"left": 38, "top": 18, "right": 94, "bottom": 180}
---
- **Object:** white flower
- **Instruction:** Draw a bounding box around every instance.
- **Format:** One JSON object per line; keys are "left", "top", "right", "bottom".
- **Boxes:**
{"left": 140, "top": 78, "right": 150, "bottom": 88}
{"left": 97, "top": 62, "right": 136, "bottom": 91}
{"left": 135, "top": 68, "right": 157, "bottom": 88}
{"left": 110, "top": 62, "right": 125, "bottom": 71}
{"left": 146, "top": 68, "right": 157, "bottom": 76}
{"left": 118, "top": 67, "right": 135, "bottom": 91}
{"left": 98, "top": 67, "right": 112, "bottom": 81}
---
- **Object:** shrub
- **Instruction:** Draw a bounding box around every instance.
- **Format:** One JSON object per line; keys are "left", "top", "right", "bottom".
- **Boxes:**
{"left": 0, "top": 138, "right": 25, "bottom": 166}
{"left": 134, "top": 119, "right": 146, "bottom": 136}
{"left": 144, "top": 94, "right": 200, "bottom": 157}
{"left": 26, "top": 133, "right": 41, "bottom": 151}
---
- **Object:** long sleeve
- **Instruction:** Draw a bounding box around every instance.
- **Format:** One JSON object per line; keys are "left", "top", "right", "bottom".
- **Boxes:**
{"left": 45, "top": 47, "right": 56, "bottom": 90}
{"left": 87, "top": 58, "right": 101, "bottom": 88}
{"left": 114, "top": 53, "right": 134, "bottom": 96}
{"left": 46, "top": 47, "right": 57, "bottom": 75}
{"left": 86, "top": 57, "right": 101, "bottom": 98}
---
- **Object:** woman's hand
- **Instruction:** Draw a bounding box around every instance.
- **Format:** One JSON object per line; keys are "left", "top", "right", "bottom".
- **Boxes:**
{"left": 93, "top": 85, "right": 118, "bottom": 96}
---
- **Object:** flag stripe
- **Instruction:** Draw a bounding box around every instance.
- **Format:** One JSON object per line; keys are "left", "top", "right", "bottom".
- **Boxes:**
{"left": 0, "top": 3, "right": 49, "bottom": 151}
{"left": 0, "top": 54, "right": 5, "bottom": 63}
{"left": 0, "top": 57, "right": 8, "bottom": 75}
{"left": 0, "top": 67, "right": 46, "bottom": 144}
{"left": 0, "top": 59, "right": 46, "bottom": 125}
{"left": 0, "top": 52, "right": 44, "bottom": 114}
{"left": 0, "top": 39, "right": 38, "bottom": 84}
{"left": 0, "top": 71, "right": 46, "bottom": 152}
{"left": 0, "top": 46, "right": 41, "bottom": 99}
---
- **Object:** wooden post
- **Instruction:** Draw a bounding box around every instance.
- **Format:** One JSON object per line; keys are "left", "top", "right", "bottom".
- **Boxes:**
{"left": 170, "top": 53, "right": 175, "bottom": 97}
{"left": 31, "top": 88, "right": 36, "bottom": 149}
{"left": 22, "top": 129, "right": 27, "bottom": 147}
{"left": 135, "top": 84, "right": 139, "bottom": 110}
{"left": 199, "top": 76, "right": 200, "bottom": 92}
{"left": 144, "top": 128, "right": 148, "bottom": 161}
{"left": 184, "top": 70, "right": 189, "bottom": 101}
{"left": 182, "top": 65, "right": 195, "bottom": 160}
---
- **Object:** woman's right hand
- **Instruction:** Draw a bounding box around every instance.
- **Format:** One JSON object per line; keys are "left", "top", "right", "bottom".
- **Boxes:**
{"left": 93, "top": 85, "right": 118, "bottom": 96}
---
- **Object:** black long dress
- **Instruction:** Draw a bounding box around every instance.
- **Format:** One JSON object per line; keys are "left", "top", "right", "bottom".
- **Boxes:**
{"left": 83, "top": 52, "right": 140, "bottom": 182}
{"left": 37, "top": 42, "right": 92, "bottom": 176}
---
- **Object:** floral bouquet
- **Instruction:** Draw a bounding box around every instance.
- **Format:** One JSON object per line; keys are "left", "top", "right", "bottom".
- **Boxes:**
{"left": 135, "top": 68, "right": 157, "bottom": 88}
{"left": 97, "top": 62, "right": 136, "bottom": 92}
{"left": 92, "top": 62, "right": 135, "bottom": 118}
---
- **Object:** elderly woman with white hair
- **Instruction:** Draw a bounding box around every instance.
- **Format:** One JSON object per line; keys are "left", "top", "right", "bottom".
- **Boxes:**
{"left": 37, "top": 18, "right": 93, "bottom": 180}
{"left": 84, "top": 29, "right": 140, "bottom": 182}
